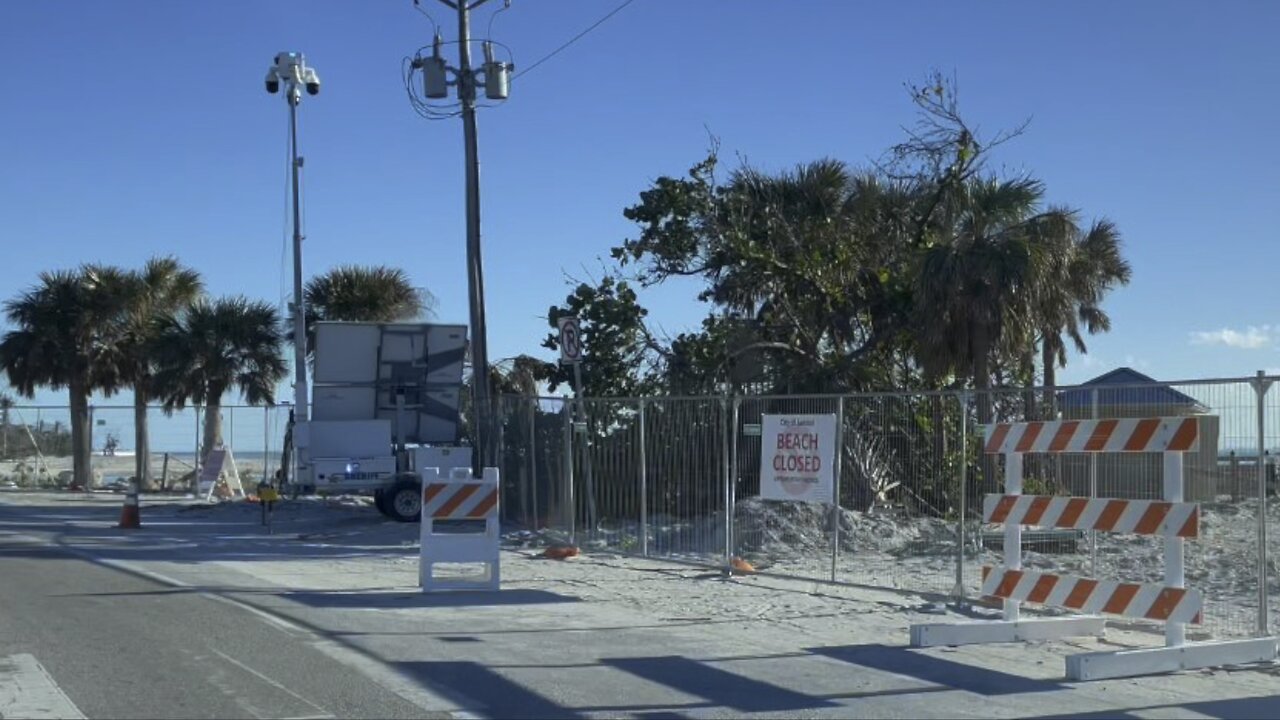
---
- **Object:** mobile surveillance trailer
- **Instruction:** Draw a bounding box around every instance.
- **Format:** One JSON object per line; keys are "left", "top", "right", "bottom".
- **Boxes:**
{"left": 287, "top": 321, "right": 472, "bottom": 522}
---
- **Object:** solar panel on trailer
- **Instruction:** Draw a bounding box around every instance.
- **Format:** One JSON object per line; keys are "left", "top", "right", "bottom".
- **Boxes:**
{"left": 312, "top": 322, "right": 468, "bottom": 387}
{"left": 313, "top": 322, "right": 382, "bottom": 384}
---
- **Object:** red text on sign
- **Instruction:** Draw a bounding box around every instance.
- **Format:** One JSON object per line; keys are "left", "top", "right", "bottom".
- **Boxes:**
{"left": 773, "top": 455, "right": 822, "bottom": 473}
{"left": 777, "top": 433, "right": 819, "bottom": 451}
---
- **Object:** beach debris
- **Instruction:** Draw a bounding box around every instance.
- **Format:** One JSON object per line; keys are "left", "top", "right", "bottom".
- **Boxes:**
{"left": 543, "top": 545, "right": 580, "bottom": 560}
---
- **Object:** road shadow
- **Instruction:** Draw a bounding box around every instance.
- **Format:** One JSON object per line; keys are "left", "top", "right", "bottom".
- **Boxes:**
{"left": 283, "top": 588, "right": 579, "bottom": 609}
{"left": 1024, "top": 693, "right": 1280, "bottom": 720}
{"left": 808, "top": 643, "right": 1066, "bottom": 696}
{"left": 602, "top": 655, "right": 839, "bottom": 713}
{"left": 396, "top": 661, "right": 586, "bottom": 719}
{"left": 396, "top": 654, "right": 854, "bottom": 719}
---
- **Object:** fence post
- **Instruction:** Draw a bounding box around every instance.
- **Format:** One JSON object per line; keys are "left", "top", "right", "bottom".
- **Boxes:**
{"left": 730, "top": 396, "right": 740, "bottom": 569}
{"left": 89, "top": 402, "right": 96, "bottom": 487}
{"left": 638, "top": 398, "right": 648, "bottom": 557}
{"left": 562, "top": 400, "right": 575, "bottom": 544}
{"left": 832, "top": 396, "right": 845, "bottom": 583}
{"left": 193, "top": 405, "right": 202, "bottom": 497}
{"left": 722, "top": 395, "right": 732, "bottom": 572}
{"left": 263, "top": 406, "right": 270, "bottom": 485}
{"left": 1003, "top": 450, "right": 1023, "bottom": 622}
{"left": 1252, "top": 370, "right": 1273, "bottom": 636}
{"left": 528, "top": 398, "right": 538, "bottom": 529}
{"left": 953, "top": 390, "right": 969, "bottom": 599}
{"left": 1090, "top": 386, "right": 1099, "bottom": 578}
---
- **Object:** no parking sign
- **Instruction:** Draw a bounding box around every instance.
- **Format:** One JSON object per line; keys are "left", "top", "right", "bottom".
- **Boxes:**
{"left": 558, "top": 316, "right": 582, "bottom": 365}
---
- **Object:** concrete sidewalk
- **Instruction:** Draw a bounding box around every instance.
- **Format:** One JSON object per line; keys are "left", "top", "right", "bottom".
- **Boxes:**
{"left": 4, "top": 492, "right": 1278, "bottom": 719}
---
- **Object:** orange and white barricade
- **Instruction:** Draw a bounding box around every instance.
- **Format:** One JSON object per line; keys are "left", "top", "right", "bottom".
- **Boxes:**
{"left": 419, "top": 467, "right": 500, "bottom": 592}
{"left": 910, "top": 417, "right": 1278, "bottom": 680}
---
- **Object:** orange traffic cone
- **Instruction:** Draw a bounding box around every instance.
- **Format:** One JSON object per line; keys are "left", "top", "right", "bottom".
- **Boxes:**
{"left": 118, "top": 487, "right": 141, "bottom": 529}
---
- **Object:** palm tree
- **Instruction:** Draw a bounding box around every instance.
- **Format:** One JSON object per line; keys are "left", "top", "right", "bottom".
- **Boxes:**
{"left": 490, "top": 355, "right": 552, "bottom": 397}
{"left": 1036, "top": 219, "right": 1131, "bottom": 414}
{"left": 0, "top": 266, "right": 133, "bottom": 488}
{"left": 118, "top": 257, "right": 203, "bottom": 489}
{"left": 151, "top": 297, "right": 287, "bottom": 465}
{"left": 912, "top": 176, "right": 1067, "bottom": 426}
{"left": 297, "top": 265, "right": 432, "bottom": 355}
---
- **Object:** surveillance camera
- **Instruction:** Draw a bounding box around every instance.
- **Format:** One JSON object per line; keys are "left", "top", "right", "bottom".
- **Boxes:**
{"left": 303, "top": 68, "right": 320, "bottom": 95}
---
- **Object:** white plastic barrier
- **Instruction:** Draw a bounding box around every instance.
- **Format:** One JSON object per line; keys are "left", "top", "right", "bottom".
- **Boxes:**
{"left": 419, "top": 467, "right": 500, "bottom": 592}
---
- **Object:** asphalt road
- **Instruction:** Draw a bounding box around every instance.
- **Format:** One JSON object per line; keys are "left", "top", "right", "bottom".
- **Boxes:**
{"left": 0, "top": 529, "right": 441, "bottom": 719}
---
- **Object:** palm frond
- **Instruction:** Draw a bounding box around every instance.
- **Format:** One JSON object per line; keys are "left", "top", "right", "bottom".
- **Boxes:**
{"left": 152, "top": 296, "right": 287, "bottom": 411}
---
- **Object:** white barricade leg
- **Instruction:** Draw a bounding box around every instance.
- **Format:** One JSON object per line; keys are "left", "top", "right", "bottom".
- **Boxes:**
{"left": 911, "top": 616, "right": 1107, "bottom": 648}
{"left": 1163, "top": 451, "right": 1186, "bottom": 648}
{"left": 1066, "top": 638, "right": 1279, "bottom": 681}
{"left": 1003, "top": 452, "right": 1022, "bottom": 622}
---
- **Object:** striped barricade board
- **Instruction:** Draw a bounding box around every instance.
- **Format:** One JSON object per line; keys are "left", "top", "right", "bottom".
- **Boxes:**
{"left": 423, "top": 478, "right": 500, "bottom": 520}
{"left": 983, "top": 495, "right": 1199, "bottom": 538}
{"left": 981, "top": 566, "right": 1203, "bottom": 625}
{"left": 984, "top": 417, "right": 1198, "bottom": 455}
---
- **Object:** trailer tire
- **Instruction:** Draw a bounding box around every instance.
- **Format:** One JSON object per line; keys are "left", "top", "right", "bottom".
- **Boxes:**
{"left": 373, "top": 489, "right": 391, "bottom": 517}
{"left": 386, "top": 476, "right": 422, "bottom": 523}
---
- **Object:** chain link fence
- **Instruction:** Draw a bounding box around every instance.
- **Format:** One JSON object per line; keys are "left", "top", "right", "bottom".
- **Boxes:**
{"left": 493, "top": 373, "right": 1278, "bottom": 642}
{"left": 0, "top": 403, "right": 292, "bottom": 492}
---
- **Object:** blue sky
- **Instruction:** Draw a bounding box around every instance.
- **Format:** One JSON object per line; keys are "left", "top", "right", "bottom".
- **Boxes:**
{"left": 2, "top": 0, "right": 1279, "bottom": 415}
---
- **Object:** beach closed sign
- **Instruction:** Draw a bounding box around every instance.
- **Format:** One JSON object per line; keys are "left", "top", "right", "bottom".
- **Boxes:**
{"left": 759, "top": 414, "right": 837, "bottom": 503}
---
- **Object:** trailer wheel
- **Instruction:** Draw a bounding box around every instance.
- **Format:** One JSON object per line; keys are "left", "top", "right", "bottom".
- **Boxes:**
{"left": 386, "top": 476, "right": 422, "bottom": 523}
{"left": 373, "top": 489, "right": 391, "bottom": 517}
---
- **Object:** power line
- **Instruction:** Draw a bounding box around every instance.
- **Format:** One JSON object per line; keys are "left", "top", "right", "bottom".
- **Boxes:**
{"left": 513, "top": 0, "right": 636, "bottom": 80}
{"left": 411, "top": 0, "right": 438, "bottom": 33}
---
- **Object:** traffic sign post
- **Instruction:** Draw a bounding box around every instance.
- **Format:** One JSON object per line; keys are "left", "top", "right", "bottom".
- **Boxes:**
{"left": 557, "top": 316, "right": 597, "bottom": 529}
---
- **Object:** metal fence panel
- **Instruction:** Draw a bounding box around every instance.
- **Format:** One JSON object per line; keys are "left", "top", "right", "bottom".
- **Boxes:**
{"left": 639, "top": 397, "right": 727, "bottom": 564}
{"left": 517, "top": 374, "right": 1274, "bottom": 642}
{"left": 493, "top": 395, "right": 569, "bottom": 529}
{"left": 0, "top": 403, "right": 289, "bottom": 492}
{"left": 734, "top": 395, "right": 840, "bottom": 583}
{"left": 836, "top": 393, "right": 967, "bottom": 595}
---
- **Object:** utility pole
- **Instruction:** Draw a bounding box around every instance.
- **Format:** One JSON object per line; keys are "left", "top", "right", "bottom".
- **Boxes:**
{"left": 414, "top": 0, "right": 512, "bottom": 473}
{"left": 457, "top": 0, "right": 492, "bottom": 473}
